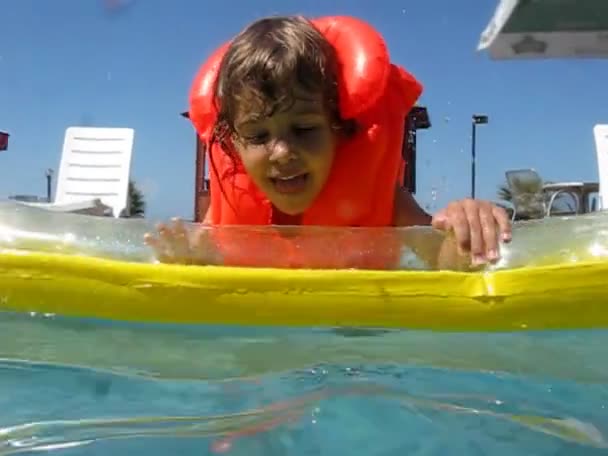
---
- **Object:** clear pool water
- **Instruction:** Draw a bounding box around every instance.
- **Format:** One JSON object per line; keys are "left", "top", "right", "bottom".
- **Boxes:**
{"left": 0, "top": 312, "right": 607, "bottom": 455}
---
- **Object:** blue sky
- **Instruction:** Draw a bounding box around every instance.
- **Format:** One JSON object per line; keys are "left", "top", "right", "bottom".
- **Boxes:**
{"left": 0, "top": 0, "right": 606, "bottom": 220}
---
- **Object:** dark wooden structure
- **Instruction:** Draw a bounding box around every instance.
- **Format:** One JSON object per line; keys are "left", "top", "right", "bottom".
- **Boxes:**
{"left": 183, "top": 106, "right": 431, "bottom": 222}
{"left": 0, "top": 131, "right": 9, "bottom": 151}
{"left": 181, "top": 112, "right": 210, "bottom": 222}
{"left": 402, "top": 106, "right": 431, "bottom": 194}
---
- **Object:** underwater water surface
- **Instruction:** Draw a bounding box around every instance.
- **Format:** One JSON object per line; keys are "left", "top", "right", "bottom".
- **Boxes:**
{"left": 0, "top": 312, "right": 607, "bottom": 455}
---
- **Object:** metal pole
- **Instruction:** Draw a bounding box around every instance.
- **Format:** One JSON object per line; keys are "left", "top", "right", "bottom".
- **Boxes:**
{"left": 471, "top": 121, "right": 476, "bottom": 199}
{"left": 45, "top": 169, "right": 53, "bottom": 202}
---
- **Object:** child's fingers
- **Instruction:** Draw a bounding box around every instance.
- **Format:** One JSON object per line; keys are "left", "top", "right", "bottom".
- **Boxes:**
{"left": 478, "top": 205, "right": 499, "bottom": 262}
{"left": 168, "top": 219, "right": 193, "bottom": 263}
{"left": 463, "top": 201, "right": 484, "bottom": 263}
{"left": 144, "top": 232, "right": 174, "bottom": 263}
{"left": 143, "top": 232, "right": 156, "bottom": 246}
{"left": 145, "top": 221, "right": 188, "bottom": 263}
{"left": 492, "top": 206, "right": 512, "bottom": 242}
{"left": 170, "top": 218, "right": 189, "bottom": 245}
{"left": 448, "top": 205, "right": 471, "bottom": 257}
{"left": 157, "top": 222, "right": 172, "bottom": 243}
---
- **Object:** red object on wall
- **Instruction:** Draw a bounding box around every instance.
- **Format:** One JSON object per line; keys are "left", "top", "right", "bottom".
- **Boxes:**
{"left": 0, "top": 131, "right": 9, "bottom": 151}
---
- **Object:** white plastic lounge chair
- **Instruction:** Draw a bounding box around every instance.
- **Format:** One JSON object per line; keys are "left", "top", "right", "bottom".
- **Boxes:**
{"left": 505, "top": 169, "right": 587, "bottom": 220}
{"left": 594, "top": 124, "right": 608, "bottom": 211}
{"left": 23, "top": 127, "right": 135, "bottom": 218}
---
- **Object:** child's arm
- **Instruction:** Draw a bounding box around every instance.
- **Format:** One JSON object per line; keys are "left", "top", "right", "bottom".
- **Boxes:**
{"left": 393, "top": 187, "right": 454, "bottom": 269}
{"left": 392, "top": 187, "right": 433, "bottom": 227}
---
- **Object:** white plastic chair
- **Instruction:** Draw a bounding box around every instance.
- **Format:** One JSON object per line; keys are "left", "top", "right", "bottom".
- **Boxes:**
{"left": 594, "top": 124, "right": 608, "bottom": 211}
{"left": 24, "top": 127, "right": 135, "bottom": 218}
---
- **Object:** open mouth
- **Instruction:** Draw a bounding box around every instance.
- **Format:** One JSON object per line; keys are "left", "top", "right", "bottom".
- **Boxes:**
{"left": 270, "top": 173, "right": 310, "bottom": 194}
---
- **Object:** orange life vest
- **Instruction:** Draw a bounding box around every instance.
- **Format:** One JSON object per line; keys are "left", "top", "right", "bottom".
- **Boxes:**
{"left": 188, "top": 16, "right": 423, "bottom": 269}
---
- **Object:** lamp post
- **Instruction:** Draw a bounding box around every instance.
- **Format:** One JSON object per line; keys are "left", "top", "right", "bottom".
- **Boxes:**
{"left": 471, "top": 114, "right": 489, "bottom": 199}
{"left": 45, "top": 168, "right": 54, "bottom": 202}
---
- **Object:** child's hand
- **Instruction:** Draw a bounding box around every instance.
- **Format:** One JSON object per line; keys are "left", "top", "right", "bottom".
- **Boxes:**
{"left": 144, "top": 218, "right": 218, "bottom": 265}
{"left": 431, "top": 199, "right": 512, "bottom": 266}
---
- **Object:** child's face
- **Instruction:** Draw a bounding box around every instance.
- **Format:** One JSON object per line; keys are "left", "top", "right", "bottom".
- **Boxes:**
{"left": 232, "top": 89, "right": 336, "bottom": 215}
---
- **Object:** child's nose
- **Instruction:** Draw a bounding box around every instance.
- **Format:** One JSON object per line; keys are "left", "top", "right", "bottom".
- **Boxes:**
{"left": 268, "top": 139, "right": 296, "bottom": 163}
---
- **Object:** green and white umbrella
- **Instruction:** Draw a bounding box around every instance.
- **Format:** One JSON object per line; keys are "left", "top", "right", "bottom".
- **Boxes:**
{"left": 478, "top": 0, "right": 608, "bottom": 59}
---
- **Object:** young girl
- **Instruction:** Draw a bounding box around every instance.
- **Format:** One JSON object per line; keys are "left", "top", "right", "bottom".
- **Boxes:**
{"left": 146, "top": 15, "right": 511, "bottom": 270}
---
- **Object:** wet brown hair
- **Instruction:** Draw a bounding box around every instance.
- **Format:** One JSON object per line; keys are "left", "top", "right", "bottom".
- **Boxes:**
{"left": 211, "top": 15, "right": 357, "bottom": 151}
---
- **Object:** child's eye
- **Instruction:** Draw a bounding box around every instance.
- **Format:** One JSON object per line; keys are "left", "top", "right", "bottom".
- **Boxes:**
{"left": 242, "top": 132, "right": 269, "bottom": 145}
{"left": 292, "top": 125, "right": 318, "bottom": 135}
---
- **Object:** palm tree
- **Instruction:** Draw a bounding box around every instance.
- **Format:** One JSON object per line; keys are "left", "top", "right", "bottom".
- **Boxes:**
{"left": 496, "top": 176, "right": 545, "bottom": 220}
{"left": 493, "top": 183, "right": 515, "bottom": 219}
{"left": 127, "top": 180, "right": 146, "bottom": 218}
{"left": 497, "top": 183, "right": 513, "bottom": 204}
